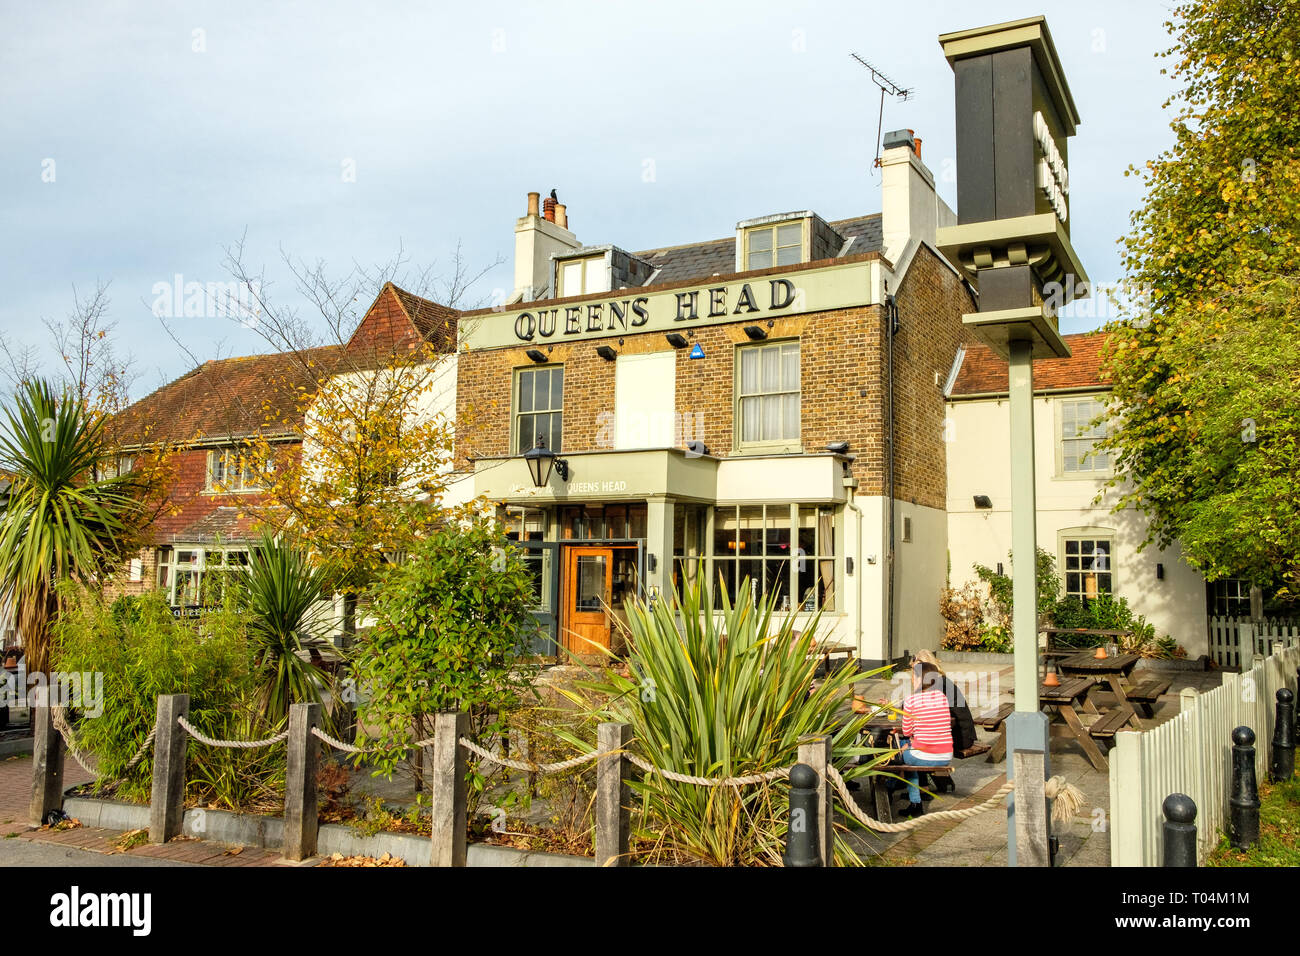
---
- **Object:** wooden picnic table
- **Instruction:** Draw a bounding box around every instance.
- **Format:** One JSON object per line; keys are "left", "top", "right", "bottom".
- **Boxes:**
{"left": 1058, "top": 650, "right": 1145, "bottom": 730}
{"left": 991, "top": 677, "right": 1113, "bottom": 772}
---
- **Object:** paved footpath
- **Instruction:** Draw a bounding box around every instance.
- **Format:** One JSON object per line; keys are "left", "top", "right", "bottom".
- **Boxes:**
{"left": 0, "top": 752, "right": 298, "bottom": 867}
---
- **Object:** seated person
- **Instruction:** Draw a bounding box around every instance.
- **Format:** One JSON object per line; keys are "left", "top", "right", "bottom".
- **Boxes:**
{"left": 913, "top": 649, "right": 978, "bottom": 767}
{"left": 894, "top": 660, "right": 954, "bottom": 817}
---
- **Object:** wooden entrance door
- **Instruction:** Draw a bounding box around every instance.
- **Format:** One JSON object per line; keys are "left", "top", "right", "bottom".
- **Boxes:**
{"left": 562, "top": 546, "right": 613, "bottom": 655}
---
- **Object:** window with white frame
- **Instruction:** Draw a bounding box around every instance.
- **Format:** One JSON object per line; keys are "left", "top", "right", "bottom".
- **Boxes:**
{"left": 556, "top": 255, "right": 609, "bottom": 297}
{"left": 1207, "top": 578, "right": 1252, "bottom": 617}
{"left": 206, "top": 448, "right": 268, "bottom": 493}
{"left": 157, "top": 546, "right": 251, "bottom": 608}
{"left": 514, "top": 366, "right": 563, "bottom": 455}
{"left": 1062, "top": 535, "right": 1114, "bottom": 601}
{"left": 736, "top": 340, "right": 800, "bottom": 450}
{"left": 744, "top": 222, "right": 804, "bottom": 271}
{"left": 1060, "top": 397, "right": 1111, "bottom": 475}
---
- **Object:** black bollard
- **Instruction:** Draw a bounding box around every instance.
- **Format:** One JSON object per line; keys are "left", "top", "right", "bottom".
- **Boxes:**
{"left": 783, "top": 762, "right": 823, "bottom": 867}
{"left": 1272, "top": 688, "right": 1295, "bottom": 782}
{"left": 1162, "top": 793, "right": 1198, "bottom": 867}
{"left": 1229, "top": 726, "right": 1261, "bottom": 851}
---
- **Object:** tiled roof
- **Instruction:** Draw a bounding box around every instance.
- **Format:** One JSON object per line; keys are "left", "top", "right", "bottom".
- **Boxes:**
{"left": 170, "top": 506, "right": 261, "bottom": 544}
{"left": 631, "top": 213, "right": 883, "bottom": 286}
{"left": 948, "top": 332, "right": 1110, "bottom": 397}
{"left": 110, "top": 345, "right": 343, "bottom": 447}
{"left": 389, "top": 285, "right": 458, "bottom": 351}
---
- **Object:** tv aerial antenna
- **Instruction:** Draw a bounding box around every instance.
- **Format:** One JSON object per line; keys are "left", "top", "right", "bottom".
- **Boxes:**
{"left": 850, "top": 53, "right": 914, "bottom": 170}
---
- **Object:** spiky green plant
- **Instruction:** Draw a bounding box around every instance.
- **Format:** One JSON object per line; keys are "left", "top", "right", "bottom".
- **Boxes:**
{"left": 565, "top": 576, "right": 892, "bottom": 866}
{"left": 236, "top": 532, "right": 335, "bottom": 727}
{"left": 0, "top": 379, "right": 146, "bottom": 675}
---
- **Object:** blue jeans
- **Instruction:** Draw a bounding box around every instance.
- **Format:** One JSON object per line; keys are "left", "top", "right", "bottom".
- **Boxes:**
{"left": 900, "top": 748, "right": 950, "bottom": 804}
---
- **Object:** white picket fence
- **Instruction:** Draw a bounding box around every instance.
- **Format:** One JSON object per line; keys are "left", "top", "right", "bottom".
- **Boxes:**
{"left": 1109, "top": 642, "right": 1300, "bottom": 865}
{"left": 1208, "top": 615, "right": 1300, "bottom": 669}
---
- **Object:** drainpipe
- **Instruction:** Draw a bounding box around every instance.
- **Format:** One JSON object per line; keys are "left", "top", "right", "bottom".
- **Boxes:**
{"left": 885, "top": 291, "right": 899, "bottom": 663}
{"left": 845, "top": 488, "right": 865, "bottom": 655}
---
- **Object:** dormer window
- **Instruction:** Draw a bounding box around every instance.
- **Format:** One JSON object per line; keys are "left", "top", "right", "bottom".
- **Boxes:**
{"left": 556, "top": 254, "right": 609, "bottom": 297}
{"left": 745, "top": 222, "right": 805, "bottom": 270}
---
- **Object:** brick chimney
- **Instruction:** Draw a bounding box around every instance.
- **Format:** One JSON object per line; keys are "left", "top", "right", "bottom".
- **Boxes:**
{"left": 879, "top": 128, "right": 953, "bottom": 265}
{"left": 513, "top": 191, "right": 578, "bottom": 302}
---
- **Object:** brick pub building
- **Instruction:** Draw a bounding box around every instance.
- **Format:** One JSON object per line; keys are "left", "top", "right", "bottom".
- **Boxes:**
{"left": 455, "top": 131, "right": 974, "bottom": 665}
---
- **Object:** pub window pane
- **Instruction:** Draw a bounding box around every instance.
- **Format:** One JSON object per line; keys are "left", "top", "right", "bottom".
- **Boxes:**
{"left": 737, "top": 342, "right": 800, "bottom": 449}
{"left": 749, "top": 229, "right": 773, "bottom": 251}
{"left": 737, "top": 506, "right": 763, "bottom": 556}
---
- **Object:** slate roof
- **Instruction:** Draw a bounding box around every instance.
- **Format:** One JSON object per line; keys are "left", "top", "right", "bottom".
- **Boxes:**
{"left": 110, "top": 345, "right": 344, "bottom": 447}
{"left": 948, "top": 332, "right": 1110, "bottom": 397}
{"left": 631, "top": 213, "right": 883, "bottom": 286}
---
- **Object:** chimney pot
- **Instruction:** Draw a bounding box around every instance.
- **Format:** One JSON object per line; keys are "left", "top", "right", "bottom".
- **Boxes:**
{"left": 527, "top": 191, "right": 540, "bottom": 217}
{"left": 913, "top": 136, "right": 922, "bottom": 159}
{"left": 542, "top": 197, "right": 557, "bottom": 223}
{"left": 555, "top": 203, "right": 567, "bottom": 229}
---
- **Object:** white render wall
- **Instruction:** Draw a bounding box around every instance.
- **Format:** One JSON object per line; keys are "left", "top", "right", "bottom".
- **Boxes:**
{"left": 945, "top": 392, "right": 1209, "bottom": 657}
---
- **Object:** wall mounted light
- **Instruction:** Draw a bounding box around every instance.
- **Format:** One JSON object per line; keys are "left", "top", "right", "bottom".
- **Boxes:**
{"left": 973, "top": 495, "right": 993, "bottom": 509}
{"left": 523, "top": 435, "right": 569, "bottom": 486}
{"left": 1157, "top": 563, "right": 1165, "bottom": 580}
{"left": 647, "top": 554, "right": 658, "bottom": 572}
{"left": 846, "top": 557, "right": 855, "bottom": 575}
{"left": 743, "top": 325, "right": 768, "bottom": 341}
{"left": 996, "top": 562, "right": 1004, "bottom": 576}
{"left": 595, "top": 344, "right": 617, "bottom": 361}
{"left": 525, "top": 348, "right": 548, "bottom": 363}
{"left": 665, "top": 332, "right": 689, "bottom": 349}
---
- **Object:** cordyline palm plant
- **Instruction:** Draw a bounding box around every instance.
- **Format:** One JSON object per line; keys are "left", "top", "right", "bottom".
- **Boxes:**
{"left": 236, "top": 532, "right": 337, "bottom": 728}
{"left": 563, "top": 575, "right": 891, "bottom": 867}
{"left": 0, "top": 379, "right": 147, "bottom": 676}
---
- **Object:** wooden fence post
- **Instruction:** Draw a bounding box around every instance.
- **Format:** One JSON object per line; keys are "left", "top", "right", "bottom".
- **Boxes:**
{"left": 149, "top": 694, "right": 189, "bottom": 844}
{"left": 595, "top": 721, "right": 631, "bottom": 867}
{"left": 798, "top": 734, "right": 834, "bottom": 867}
{"left": 430, "top": 710, "right": 468, "bottom": 867}
{"left": 28, "top": 685, "right": 65, "bottom": 826}
{"left": 283, "top": 701, "right": 322, "bottom": 861}
{"left": 1012, "top": 749, "right": 1050, "bottom": 866}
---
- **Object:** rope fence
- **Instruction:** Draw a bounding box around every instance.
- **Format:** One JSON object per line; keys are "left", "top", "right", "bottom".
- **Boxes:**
{"left": 38, "top": 697, "right": 1089, "bottom": 864}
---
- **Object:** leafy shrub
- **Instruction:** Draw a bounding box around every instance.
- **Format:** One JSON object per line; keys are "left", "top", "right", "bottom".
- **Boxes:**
{"left": 352, "top": 519, "right": 540, "bottom": 807}
{"left": 572, "top": 576, "right": 886, "bottom": 867}
{"left": 53, "top": 587, "right": 286, "bottom": 809}
{"left": 1051, "top": 592, "right": 1183, "bottom": 659}
{"left": 973, "top": 548, "right": 1060, "bottom": 628}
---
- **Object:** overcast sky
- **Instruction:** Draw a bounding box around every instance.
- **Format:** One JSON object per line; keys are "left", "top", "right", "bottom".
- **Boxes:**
{"left": 0, "top": 1, "right": 1180, "bottom": 401}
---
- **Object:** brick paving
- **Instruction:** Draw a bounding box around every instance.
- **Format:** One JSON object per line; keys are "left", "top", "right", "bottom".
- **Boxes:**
{"left": 0, "top": 750, "right": 295, "bottom": 867}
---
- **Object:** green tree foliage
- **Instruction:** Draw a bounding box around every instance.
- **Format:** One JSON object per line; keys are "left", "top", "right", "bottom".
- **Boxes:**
{"left": 570, "top": 577, "right": 883, "bottom": 866}
{"left": 351, "top": 520, "right": 538, "bottom": 790}
{"left": 1101, "top": 0, "right": 1300, "bottom": 597}
{"left": 54, "top": 588, "right": 284, "bottom": 810}
{"left": 234, "top": 532, "right": 336, "bottom": 729}
{"left": 0, "top": 379, "right": 158, "bottom": 674}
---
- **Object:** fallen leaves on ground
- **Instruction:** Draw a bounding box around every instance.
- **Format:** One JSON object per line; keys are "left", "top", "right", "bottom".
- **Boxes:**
{"left": 41, "top": 817, "right": 82, "bottom": 832}
{"left": 317, "top": 851, "right": 407, "bottom": 867}
{"left": 112, "top": 828, "right": 148, "bottom": 852}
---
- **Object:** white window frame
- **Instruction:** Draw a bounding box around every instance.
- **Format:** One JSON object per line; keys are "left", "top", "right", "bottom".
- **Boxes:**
{"left": 1058, "top": 528, "right": 1116, "bottom": 602}
{"left": 1056, "top": 395, "right": 1112, "bottom": 478}
{"left": 743, "top": 220, "right": 807, "bottom": 271}
{"left": 205, "top": 448, "right": 268, "bottom": 494}
{"left": 555, "top": 254, "right": 609, "bottom": 298}
{"left": 158, "top": 545, "right": 252, "bottom": 607}
{"left": 734, "top": 339, "right": 801, "bottom": 453}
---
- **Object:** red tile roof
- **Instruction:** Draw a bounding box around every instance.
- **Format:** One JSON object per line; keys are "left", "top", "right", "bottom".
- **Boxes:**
{"left": 170, "top": 506, "right": 262, "bottom": 544}
{"left": 110, "top": 346, "right": 343, "bottom": 447}
{"left": 948, "top": 332, "right": 1110, "bottom": 397}
{"left": 389, "top": 285, "right": 457, "bottom": 352}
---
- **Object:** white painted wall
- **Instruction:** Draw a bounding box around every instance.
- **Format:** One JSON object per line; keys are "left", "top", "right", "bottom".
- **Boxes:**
{"left": 945, "top": 392, "right": 1209, "bottom": 656}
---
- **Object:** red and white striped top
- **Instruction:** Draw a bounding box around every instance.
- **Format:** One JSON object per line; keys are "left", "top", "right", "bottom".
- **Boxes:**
{"left": 900, "top": 689, "right": 953, "bottom": 760}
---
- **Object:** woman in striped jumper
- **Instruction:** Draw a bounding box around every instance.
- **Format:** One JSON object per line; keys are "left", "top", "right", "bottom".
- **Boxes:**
{"left": 896, "top": 660, "right": 954, "bottom": 818}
